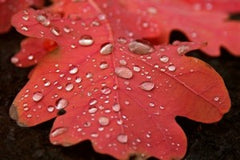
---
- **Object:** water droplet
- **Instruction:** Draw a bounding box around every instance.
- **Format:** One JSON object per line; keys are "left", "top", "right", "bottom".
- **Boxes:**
{"left": 32, "top": 92, "right": 43, "bottom": 102}
{"left": 160, "top": 55, "right": 169, "bottom": 63}
{"left": 11, "top": 57, "right": 19, "bottom": 64}
{"left": 119, "top": 59, "right": 127, "bottom": 65}
{"left": 65, "top": 83, "right": 74, "bottom": 91}
{"left": 98, "top": 116, "right": 110, "bottom": 126}
{"left": 88, "top": 106, "right": 98, "bottom": 114}
{"left": 36, "top": 14, "right": 51, "bottom": 26}
{"left": 115, "top": 67, "right": 133, "bottom": 79}
{"left": 168, "top": 65, "right": 176, "bottom": 72}
{"left": 56, "top": 98, "right": 68, "bottom": 110}
{"left": 27, "top": 55, "right": 34, "bottom": 60}
{"left": 50, "top": 27, "right": 61, "bottom": 36}
{"left": 22, "top": 15, "right": 29, "bottom": 21}
{"left": 128, "top": 40, "right": 154, "bottom": 55}
{"left": 75, "top": 77, "right": 82, "bottom": 83}
{"left": 51, "top": 127, "right": 67, "bottom": 137}
{"left": 99, "top": 62, "right": 109, "bottom": 70}
{"left": 89, "top": 99, "right": 97, "bottom": 106}
{"left": 177, "top": 45, "right": 190, "bottom": 55}
{"left": 149, "top": 102, "right": 155, "bottom": 107}
{"left": 100, "top": 43, "right": 113, "bottom": 55}
{"left": 112, "top": 103, "right": 120, "bottom": 112}
{"left": 101, "top": 87, "right": 111, "bottom": 95}
{"left": 47, "top": 105, "right": 55, "bottom": 112}
{"left": 86, "top": 72, "right": 93, "bottom": 79}
{"left": 117, "top": 134, "right": 128, "bottom": 143}
{"left": 139, "top": 81, "right": 155, "bottom": 91}
{"left": 21, "top": 26, "right": 29, "bottom": 31}
{"left": 214, "top": 96, "right": 220, "bottom": 102}
{"left": 133, "top": 65, "right": 141, "bottom": 72}
{"left": 79, "top": 35, "right": 94, "bottom": 46}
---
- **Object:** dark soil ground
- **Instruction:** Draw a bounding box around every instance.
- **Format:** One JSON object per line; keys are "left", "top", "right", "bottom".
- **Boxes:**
{"left": 1, "top": 27, "right": 240, "bottom": 160}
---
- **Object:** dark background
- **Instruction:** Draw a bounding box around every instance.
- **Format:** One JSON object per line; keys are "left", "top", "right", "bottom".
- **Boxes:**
{"left": 0, "top": 9, "right": 240, "bottom": 160}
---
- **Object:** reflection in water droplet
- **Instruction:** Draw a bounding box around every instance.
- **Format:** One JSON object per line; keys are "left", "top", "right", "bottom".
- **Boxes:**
{"left": 115, "top": 67, "right": 133, "bottom": 79}
{"left": 128, "top": 40, "right": 154, "bottom": 55}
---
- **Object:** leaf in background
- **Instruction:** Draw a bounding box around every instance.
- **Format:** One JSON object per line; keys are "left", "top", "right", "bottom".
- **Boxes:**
{"left": 95, "top": 0, "right": 240, "bottom": 56}
{"left": 10, "top": 1, "right": 231, "bottom": 160}
{"left": 0, "top": 0, "right": 44, "bottom": 34}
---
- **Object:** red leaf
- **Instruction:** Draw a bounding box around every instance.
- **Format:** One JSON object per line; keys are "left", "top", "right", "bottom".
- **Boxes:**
{"left": 94, "top": 0, "right": 240, "bottom": 56}
{"left": 10, "top": 1, "right": 231, "bottom": 160}
{"left": 11, "top": 38, "right": 57, "bottom": 67}
{"left": 0, "top": 0, "right": 44, "bottom": 33}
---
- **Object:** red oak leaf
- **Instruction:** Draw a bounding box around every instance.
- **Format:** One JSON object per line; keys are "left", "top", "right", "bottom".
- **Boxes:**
{"left": 0, "top": 0, "right": 44, "bottom": 34}
{"left": 10, "top": 1, "right": 230, "bottom": 160}
{"left": 11, "top": 38, "right": 57, "bottom": 67}
{"left": 94, "top": 0, "right": 240, "bottom": 56}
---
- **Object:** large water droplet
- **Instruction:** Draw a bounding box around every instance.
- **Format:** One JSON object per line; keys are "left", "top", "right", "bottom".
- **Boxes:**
{"left": 51, "top": 127, "right": 67, "bottom": 137}
{"left": 32, "top": 92, "right": 43, "bottom": 102}
{"left": 100, "top": 43, "right": 113, "bottom": 55}
{"left": 98, "top": 116, "right": 110, "bottom": 126}
{"left": 117, "top": 134, "right": 128, "bottom": 143}
{"left": 139, "top": 81, "right": 155, "bottom": 91}
{"left": 128, "top": 40, "right": 154, "bottom": 55}
{"left": 115, "top": 67, "right": 133, "bottom": 79}
{"left": 56, "top": 98, "right": 68, "bottom": 110}
{"left": 79, "top": 35, "right": 94, "bottom": 46}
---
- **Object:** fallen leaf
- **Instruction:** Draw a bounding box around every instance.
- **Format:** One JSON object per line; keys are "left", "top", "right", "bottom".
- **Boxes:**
{"left": 10, "top": 1, "right": 231, "bottom": 160}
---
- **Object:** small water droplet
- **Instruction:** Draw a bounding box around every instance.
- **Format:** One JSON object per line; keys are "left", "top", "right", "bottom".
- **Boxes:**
{"left": 86, "top": 72, "right": 93, "bottom": 79}
{"left": 36, "top": 14, "right": 51, "bottom": 26}
{"left": 160, "top": 55, "right": 169, "bottom": 63}
{"left": 168, "top": 65, "right": 176, "bottom": 72}
{"left": 115, "top": 67, "right": 133, "bottom": 79}
{"left": 149, "top": 102, "right": 155, "bottom": 107}
{"left": 32, "top": 92, "right": 43, "bottom": 102}
{"left": 117, "top": 134, "right": 128, "bottom": 143}
{"left": 88, "top": 106, "right": 98, "bottom": 114}
{"left": 133, "top": 65, "right": 141, "bottom": 72}
{"left": 101, "top": 87, "right": 111, "bottom": 95}
{"left": 11, "top": 57, "right": 19, "bottom": 64}
{"left": 47, "top": 105, "right": 55, "bottom": 112}
{"left": 27, "top": 55, "right": 34, "bottom": 60}
{"left": 112, "top": 103, "right": 120, "bottom": 112}
{"left": 89, "top": 99, "right": 97, "bottom": 106}
{"left": 119, "top": 59, "right": 127, "bottom": 65}
{"left": 79, "top": 35, "right": 94, "bottom": 46}
{"left": 177, "top": 45, "right": 190, "bottom": 55}
{"left": 128, "top": 40, "right": 154, "bottom": 55}
{"left": 214, "top": 96, "right": 220, "bottom": 102}
{"left": 56, "top": 98, "right": 68, "bottom": 110}
{"left": 99, "top": 62, "right": 109, "bottom": 70}
{"left": 65, "top": 83, "right": 74, "bottom": 91}
{"left": 75, "top": 77, "right": 82, "bottom": 83}
{"left": 51, "top": 127, "right": 67, "bottom": 137}
{"left": 98, "top": 116, "right": 110, "bottom": 126}
{"left": 139, "top": 81, "right": 155, "bottom": 91}
{"left": 21, "top": 26, "right": 29, "bottom": 31}
{"left": 50, "top": 27, "right": 61, "bottom": 36}
{"left": 100, "top": 43, "right": 113, "bottom": 55}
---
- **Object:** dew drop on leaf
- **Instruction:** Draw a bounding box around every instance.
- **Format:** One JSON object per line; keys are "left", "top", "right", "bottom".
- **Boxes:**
{"left": 78, "top": 35, "right": 94, "bottom": 46}
{"left": 32, "top": 92, "right": 43, "bottom": 102}
{"left": 56, "top": 98, "right": 68, "bottom": 110}
{"left": 115, "top": 67, "right": 133, "bottom": 79}
{"left": 139, "top": 81, "right": 155, "bottom": 91}
{"left": 51, "top": 127, "right": 67, "bottom": 137}
{"left": 100, "top": 43, "right": 113, "bottom": 55}
{"left": 128, "top": 40, "right": 154, "bottom": 55}
{"left": 117, "top": 134, "right": 128, "bottom": 143}
{"left": 160, "top": 55, "right": 169, "bottom": 63}
{"left": 98, "top": 116, "right": 110, "bottom": 126}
